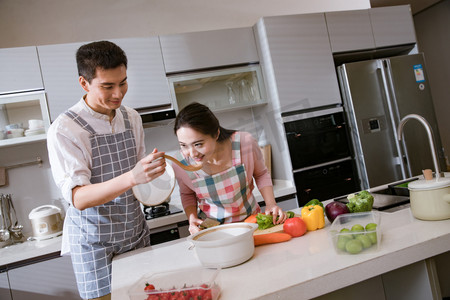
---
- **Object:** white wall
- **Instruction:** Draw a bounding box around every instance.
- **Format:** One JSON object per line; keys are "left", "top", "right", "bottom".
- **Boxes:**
{"left": 0, "top": 0, "right": 369, "bottom": 48}
{"left": 0, "top": 0, "right": 371, "bottom": 236}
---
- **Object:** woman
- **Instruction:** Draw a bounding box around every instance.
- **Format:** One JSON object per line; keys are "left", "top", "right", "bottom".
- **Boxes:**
{"left": 172, "top": 102, "right": 287, "bottom": 234}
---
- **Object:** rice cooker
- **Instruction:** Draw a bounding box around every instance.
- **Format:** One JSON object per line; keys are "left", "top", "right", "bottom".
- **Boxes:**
{"left": 28, "top": 205, "right": 64, "bottom": 240}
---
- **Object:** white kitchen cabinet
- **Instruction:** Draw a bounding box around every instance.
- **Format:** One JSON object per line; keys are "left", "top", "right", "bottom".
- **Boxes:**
{"left": 160, "top": 27, "right": 259, "bottom": 73}
{"left": 326, "top": 5, "right": 416, "bottom": 54}
{"left": 0, "top": 46, "right": 44, "bottom": 94}
{"left": 38, "top": 37, "right": 171, "bottom": 122}
{"left": 168, "top": 64, "right": 267, "bottom": 114}
{"left": 0, "top": 91, "right": 50, "bottom": 147}
{"left": 369, "top": 5, "right": 416, "bottom": 48}
{"left": 37, "top": 41, "right": 86, "bottom": 122}
{"left": 325, "top": 9, "right": 375, "bottom": 53}
{"left": 8, "top": 255, "right": 79, "bottom": 300}
{"left": 255, "top": 13, "right": 341, "bottom": 113}
{"left": 0, "top": 271, "right": 12, "bottom": 300}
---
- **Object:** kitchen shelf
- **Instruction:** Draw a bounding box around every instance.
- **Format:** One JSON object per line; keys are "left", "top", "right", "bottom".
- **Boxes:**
{"left": 0, "top": 91, "right": 50, "bottom": 148}
{"left": 168, "top": 64, "right": 267, "bottom": 113}
{"left": 0, "top": 134, "right": 47, "bottom": 148}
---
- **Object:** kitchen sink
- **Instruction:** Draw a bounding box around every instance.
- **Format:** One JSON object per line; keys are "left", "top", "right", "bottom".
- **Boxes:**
{"left": 333, "top": 178, "right": 419, "bottom": 213}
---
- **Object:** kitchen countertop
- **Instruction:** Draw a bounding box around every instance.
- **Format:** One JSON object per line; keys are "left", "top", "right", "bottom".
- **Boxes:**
{"left": 0, "top": 179, "right": 295, "bottom": 269}
{"left": 111, "top": 206, "right": 450, "bottom": 300}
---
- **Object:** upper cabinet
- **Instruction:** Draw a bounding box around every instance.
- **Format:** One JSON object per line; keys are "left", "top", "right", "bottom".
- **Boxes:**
{"left": 326, "top": 5, "right": 416, "bottom": 53}
{"left": 255, "top": 13, "right": 341, "bottom": 113}
{"left": 369, "top": 5, "right": 416, "bottom": 48}
{"left": 37, "top": 41, "right": 84, "bottom": 122}
{"left": 38, "top": 37, "right": 171, "bottom": 122}
{"left": 160, "top": 27, "right": 259, "bottom": 73}
{"left": 326, "top": 9, "right": 375, "bottom": 53}
{"left": 0, "top": 46, "right": 44, "bottom": 94}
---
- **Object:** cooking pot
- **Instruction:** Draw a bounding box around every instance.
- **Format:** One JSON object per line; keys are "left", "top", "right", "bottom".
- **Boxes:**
{"left": 408, "top": 177, "right": 450, "bottom": 221}
{"left": 187, "top": 223, "right": 258, "bottom": 268}
{"left": 28, "top": 205, "right": 64, "bottom": 240}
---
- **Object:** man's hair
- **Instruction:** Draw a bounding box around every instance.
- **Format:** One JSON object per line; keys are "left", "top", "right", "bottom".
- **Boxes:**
{"left": 76, "top": 41, "right": 127, "bottom": 83}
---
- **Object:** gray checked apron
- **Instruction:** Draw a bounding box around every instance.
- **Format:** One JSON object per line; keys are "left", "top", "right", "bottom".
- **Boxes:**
{"left": 64, "top": 107, "right": 150, "bottom": 299}
{"left": 179, "top": 132, "right": 260, "bottom": 223}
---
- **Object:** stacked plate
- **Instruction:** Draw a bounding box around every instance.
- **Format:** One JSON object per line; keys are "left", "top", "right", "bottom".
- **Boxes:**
{"left": 25, "top": 119, "right": 45, "bottom": 136}
{"left": 25, "top": 127, "right": 45, "bottom": 136}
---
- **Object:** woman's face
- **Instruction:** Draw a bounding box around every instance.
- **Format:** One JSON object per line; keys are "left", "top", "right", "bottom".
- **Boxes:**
{"left": 176, "top": 126, "right": 218, "bottom": 163}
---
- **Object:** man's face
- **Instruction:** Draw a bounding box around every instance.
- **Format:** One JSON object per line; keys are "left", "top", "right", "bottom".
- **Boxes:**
{"left": 80, "top": 65, "right": 128, "bottom": 117}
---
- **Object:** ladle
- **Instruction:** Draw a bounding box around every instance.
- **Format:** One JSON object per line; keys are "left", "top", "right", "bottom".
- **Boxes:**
{"left": 164, "top": 154, "right": 202, "bottom": 172}
{"left": 0, "top": 197, "right": 10, "bottom": 242}
{"left": 6, "top": 195, "right": 23, "bottom": 242}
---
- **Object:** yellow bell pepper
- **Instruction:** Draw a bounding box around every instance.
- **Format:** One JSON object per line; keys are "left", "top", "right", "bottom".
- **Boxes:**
{"left": 301, "top": 205, "right": 325, "bottom": 231}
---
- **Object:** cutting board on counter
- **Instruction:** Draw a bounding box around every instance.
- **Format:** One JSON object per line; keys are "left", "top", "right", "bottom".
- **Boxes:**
{"left": 253, "top": 214, "right": 301, "bottom": 235}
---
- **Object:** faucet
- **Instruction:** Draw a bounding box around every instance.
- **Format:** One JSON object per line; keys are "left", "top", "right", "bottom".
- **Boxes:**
{"left": 397, "top": 114, "right": 441, "bottom": 179}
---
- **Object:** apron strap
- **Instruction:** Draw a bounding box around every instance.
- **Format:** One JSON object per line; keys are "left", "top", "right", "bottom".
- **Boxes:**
{"left": 119, "top": 106, "right": 132, "bottom": 130}
{"left": 65, "top": 110, "right": 97, "bottom": 135}
{"left": 231, "top": 132, "right": 241, "bottom": 165}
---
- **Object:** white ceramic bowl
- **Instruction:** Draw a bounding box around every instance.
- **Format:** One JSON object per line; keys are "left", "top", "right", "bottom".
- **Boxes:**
{"left": 6, "top": 128, "right": 24, "bottom": 139}
{"left": 28, "top": 119, "right": 44, "bottom": 129}
{"left": 187, "top": 223, "right": 258, "bottom": 268}
{"left": 132, "top": 162, "right": 175, "bottom": 206}
{"left": 5, "top": 123, "right": 22, "bottom": 131}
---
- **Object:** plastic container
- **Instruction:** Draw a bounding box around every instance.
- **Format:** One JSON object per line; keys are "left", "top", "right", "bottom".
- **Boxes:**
{"left": 328, "top": 211, "right": 381, "bottom": 255}
{"left": 128, "top": 267, "right": 221, "bottom": 300}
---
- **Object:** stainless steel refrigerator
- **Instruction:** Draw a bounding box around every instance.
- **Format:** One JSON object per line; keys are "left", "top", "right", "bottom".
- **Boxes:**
{"left": 337, "top": 53, "right": 446, "bottom": 189}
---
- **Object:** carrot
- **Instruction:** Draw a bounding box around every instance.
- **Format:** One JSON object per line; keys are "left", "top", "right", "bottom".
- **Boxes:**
{"left": 244, "top": 214, "right": 258, "bottom": 223}
{"left": 253, "top": 233, "right": 292, "bottom": 246}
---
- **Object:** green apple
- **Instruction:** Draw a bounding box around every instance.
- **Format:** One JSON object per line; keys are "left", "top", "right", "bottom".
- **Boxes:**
{"left": 365, "top": 223, "right": 377, "bottom": 231}
{"left": 356, "top": 234, "right": 372, "bottom": 248}
{"left": 345, "top": 239, "right": 363, "bottom": 254}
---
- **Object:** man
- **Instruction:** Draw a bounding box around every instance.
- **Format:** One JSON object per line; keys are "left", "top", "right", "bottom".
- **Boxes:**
{"left": 47, "top": 40, "right": 165, "bottom": 300}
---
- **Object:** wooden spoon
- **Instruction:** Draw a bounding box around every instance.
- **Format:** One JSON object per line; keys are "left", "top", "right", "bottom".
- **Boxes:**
{"left": 164, "top": 154, "right": 202, "bottom": 172}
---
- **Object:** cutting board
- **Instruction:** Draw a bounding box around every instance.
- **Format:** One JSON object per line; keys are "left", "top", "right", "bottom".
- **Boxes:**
{"left": 253, "top": 214, "right": 301, "bottom": 235}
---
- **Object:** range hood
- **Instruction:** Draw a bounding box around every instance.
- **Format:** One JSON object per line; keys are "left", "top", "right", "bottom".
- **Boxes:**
{"left": 135, "top": 104, "right": 176, "bottom": 127}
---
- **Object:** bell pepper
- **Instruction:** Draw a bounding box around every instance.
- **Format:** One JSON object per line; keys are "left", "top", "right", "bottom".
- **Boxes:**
{"left": 301, "top": 205, "right": 325, "bottom": 231}
{"left": 304, "top": 199, "right": 324, "bottom": 209}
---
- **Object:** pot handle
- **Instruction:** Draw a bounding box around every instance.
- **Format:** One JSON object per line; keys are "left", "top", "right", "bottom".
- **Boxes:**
{"left": 30, "top": 205, "right": 62, "bottom": 215}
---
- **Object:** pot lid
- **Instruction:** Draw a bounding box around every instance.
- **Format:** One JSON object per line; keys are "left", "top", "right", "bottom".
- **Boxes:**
{"left": 132, "top": 162, "right": 175, "bottom": 206}
{"left": 408, "top": 177, "right": 450, "bottom": 191}
{"left": 28, "top": 205, "right": 62, "bottom": 219}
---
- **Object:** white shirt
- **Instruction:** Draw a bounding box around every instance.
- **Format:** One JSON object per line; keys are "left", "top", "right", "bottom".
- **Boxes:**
{"left": 47, "top": 97, "right": 146, "bottom": 207}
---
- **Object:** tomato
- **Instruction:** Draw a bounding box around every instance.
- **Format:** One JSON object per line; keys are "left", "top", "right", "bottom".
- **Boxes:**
{"left": 283, "top": 217, "right": 307, "bottom": 237}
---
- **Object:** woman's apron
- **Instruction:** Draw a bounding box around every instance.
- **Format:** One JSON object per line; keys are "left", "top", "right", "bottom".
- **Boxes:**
{"left": 182, "top": 132, "right": 260, "bottom": 223}
{"left": 64, "top": 107, "right": 150, "bottom": 299}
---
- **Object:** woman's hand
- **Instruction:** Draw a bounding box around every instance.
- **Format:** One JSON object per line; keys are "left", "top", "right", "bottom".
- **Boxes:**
{"left": 188, "top": 215, "right": 203, "bottom": 235}
{"left": 265, "top": 205, "right": 287, "bottom": 225}
{"left": 131, "top": 148, "right": 166, "bottom": 185}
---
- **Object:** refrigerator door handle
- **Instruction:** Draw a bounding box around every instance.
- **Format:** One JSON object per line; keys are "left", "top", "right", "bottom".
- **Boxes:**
{"left": 377, "top": 61, "right": 409, "bottom": 179}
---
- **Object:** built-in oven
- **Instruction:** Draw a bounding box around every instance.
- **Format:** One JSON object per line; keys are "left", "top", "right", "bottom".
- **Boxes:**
{"left": 283, "top": 106, "right": 360, "bottom": 207}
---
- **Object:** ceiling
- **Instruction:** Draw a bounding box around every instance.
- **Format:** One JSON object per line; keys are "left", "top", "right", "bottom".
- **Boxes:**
{"left": 370, "top": 0, "right": 442, "bottom": 14}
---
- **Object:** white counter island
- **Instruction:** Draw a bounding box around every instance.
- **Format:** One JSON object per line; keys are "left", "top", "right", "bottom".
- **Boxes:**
{"left": 111, "top": 206, "right": 450, "bottom": 300}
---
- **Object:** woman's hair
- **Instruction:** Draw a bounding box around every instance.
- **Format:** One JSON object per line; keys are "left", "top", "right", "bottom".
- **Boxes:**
{"left": 76, "top": 41, "right": 127, "bottom": 83}
{"left": 174, "top": 102, "right": 236, "bottom": 142}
